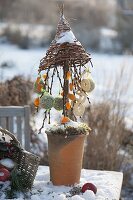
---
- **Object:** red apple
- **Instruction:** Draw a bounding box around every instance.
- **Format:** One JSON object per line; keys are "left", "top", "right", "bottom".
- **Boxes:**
{"left": 81, "top": 182, "right": 97, "bottom": 194}
{"left": 0, "top": 168, "right": 10, "bottom": 182}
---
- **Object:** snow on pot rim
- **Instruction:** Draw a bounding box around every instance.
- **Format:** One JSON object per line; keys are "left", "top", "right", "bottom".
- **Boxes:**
{"left": 45, "top": 120, "right": 90, "bottom": 136}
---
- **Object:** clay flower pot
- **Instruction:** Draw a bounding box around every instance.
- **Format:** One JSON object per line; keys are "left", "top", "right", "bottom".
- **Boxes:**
{"left": 47, "top": 133, "right": 87, "bottom": 186}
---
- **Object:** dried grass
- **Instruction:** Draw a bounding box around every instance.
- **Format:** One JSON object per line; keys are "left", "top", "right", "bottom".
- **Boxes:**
{"left": 0, "top": 76, "right": 33, "bottom": 106}
{"left": 83, "top": 102, "right": 129, "bottom": 170}
{"left": 83, "top": 67, "right": 133, "bottom": 198}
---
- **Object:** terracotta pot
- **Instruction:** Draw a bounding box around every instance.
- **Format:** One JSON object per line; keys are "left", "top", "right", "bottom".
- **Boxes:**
{"left": 47, "top": 134, "right": 87, "bottom": 186}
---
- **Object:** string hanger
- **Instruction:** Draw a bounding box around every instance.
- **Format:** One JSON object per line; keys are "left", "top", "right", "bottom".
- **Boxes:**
{"left": 58, "top": 2, "right": 64, "bottom": 18}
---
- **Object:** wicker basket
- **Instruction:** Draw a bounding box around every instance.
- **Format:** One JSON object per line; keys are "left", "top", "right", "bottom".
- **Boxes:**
{"left": 0, "top": 127, "right": 40, "bottom": 190}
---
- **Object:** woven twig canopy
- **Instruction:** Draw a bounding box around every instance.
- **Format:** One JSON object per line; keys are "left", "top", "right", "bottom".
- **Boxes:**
{"left": 39, "top": 14, "right": 91, "bottom": 72}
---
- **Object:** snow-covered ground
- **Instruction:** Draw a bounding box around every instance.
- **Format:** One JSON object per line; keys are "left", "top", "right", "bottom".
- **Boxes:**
{"left": 0, "top": 166, "right": 123, "bottom": 200}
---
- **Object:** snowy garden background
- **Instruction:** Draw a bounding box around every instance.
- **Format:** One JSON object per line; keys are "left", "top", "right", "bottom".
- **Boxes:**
{"left": 0, "top": 0, "right": 133, "bottom": 199}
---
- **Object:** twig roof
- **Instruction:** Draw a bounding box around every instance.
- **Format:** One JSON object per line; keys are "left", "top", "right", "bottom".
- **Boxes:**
{"left": 38, "top": 14, "right": 91, "bottom": 72}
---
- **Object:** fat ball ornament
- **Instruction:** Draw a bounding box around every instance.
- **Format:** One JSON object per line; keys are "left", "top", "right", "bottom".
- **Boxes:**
{"left": 41, "top": 93, "right": 54, "bottom": 110}
{"left": 53, "top": 96, "right": 63, "bottom": 111}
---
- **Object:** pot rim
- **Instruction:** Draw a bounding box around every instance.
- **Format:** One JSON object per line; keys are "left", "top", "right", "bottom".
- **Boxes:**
{"left": 46, "top": 132, "right": 89, "bottom": 137}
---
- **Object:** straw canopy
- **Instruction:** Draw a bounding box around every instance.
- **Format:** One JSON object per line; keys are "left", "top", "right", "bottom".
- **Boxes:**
{"left": 39, "top": 14, "right": 91, "bottom": 72}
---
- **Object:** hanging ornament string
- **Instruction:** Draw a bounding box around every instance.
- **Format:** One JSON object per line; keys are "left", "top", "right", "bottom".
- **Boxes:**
{"left": 58, "top": 2, "right": 64, "bottom": 18}
{"left": 38, "top": 110, "right": 47, "bottom": 134}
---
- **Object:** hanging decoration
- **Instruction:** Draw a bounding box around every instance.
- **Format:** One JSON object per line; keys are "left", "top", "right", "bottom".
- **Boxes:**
{"left": 40, "top": 93, "right": 54, "bottom": 110}
{"left": 53, "top": 96, "right": 63, "bottom": 111}
{"left": 34, "top": 4, "right": 95, "bottom": 132}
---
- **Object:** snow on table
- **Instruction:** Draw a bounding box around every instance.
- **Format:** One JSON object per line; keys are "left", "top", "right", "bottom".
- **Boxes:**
{"left": 0, "top": 166, "right": 123, "bottom": 200}
{"left": 30, "top": 166, "right": 123, "bottom": 200}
